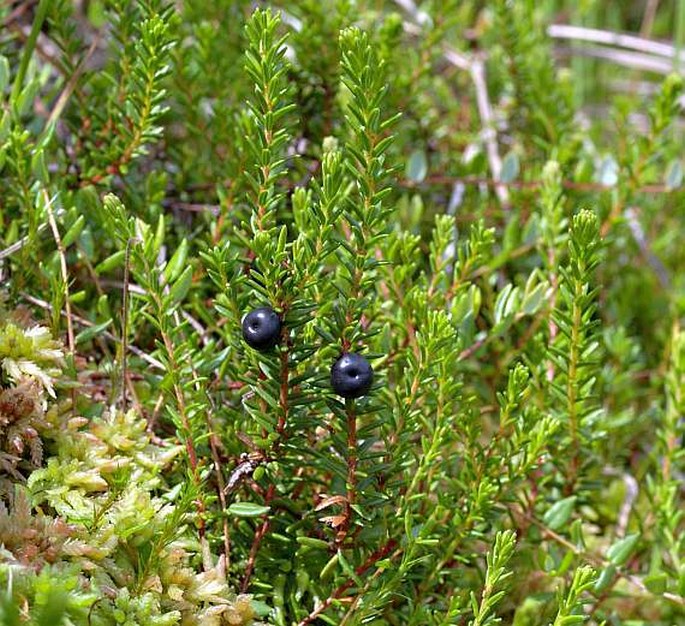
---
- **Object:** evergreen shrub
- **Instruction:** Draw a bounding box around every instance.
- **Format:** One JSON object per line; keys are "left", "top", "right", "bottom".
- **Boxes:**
{"left": 0, "top": 1, "right": 684, "bottom": 624}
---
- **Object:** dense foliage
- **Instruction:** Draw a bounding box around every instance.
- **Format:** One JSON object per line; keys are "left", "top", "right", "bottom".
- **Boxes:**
{"left": 1, "top": 1, "right": 684, "bottom": 624}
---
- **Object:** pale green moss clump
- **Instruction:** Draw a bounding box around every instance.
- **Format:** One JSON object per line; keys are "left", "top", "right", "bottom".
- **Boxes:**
{"left": 0, "top": 322, "right": 262, "bottom": 625}
{"left": 0, "top": 322, "right": 64, "bottom": 397}
{"left": 0, "top": 322, "right": 64, "bottom": 481}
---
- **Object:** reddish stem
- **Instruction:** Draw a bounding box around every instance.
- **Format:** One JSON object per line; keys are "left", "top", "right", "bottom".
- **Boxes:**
{"left": 296, "top": 539, "right": 399, "bottom": 626}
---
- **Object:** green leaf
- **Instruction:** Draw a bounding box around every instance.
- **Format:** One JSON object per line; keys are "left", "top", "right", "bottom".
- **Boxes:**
{"left": 644, "top": 572, "right": 668, "bottom": 594}
{"left": 62, "top": 215, "right": 86, "bottom": 248}
{"left": 494, "top": 283, "right": 520, "bottom": 324}
{"left": 75, "top": 320, "right": 113, "bottom": 345}
{"left": 665, "top": 159, "right": 683, "bottom": 190}
{"left": 593, "top": 564, "right": 616, "bottom": 592}
{"left": 521, "top": 282, "right": 547, "bottom": 316}
{"left": 227, "top": 502, "right": 270, "bottom": 517}
{"left": 34, "top": 586, "right": 68, "bottom": 626}
{"left": 543, "top": 496, "right": 577, "bottom": 531}
{"left": 163, "top": 238, "right": 189, "bottom": 284}
{"left": 31, "top": 149, "right": 48, "bottom": 182}
{"left": 606, "top": 533, "right": 639, "bottom": 566}
{"left": 320, "top": 553, "right": 339, "bottom": 581}
{"left": 167, "top": 265, "right": 193, "bottom": 307}
{"left": 0, "top": 56, "right": 10, "bottom": 94}
{"left": 87, "top": 0, "right": 107, "bottom": 28}
{"left": 15, "top": 77, "right": 42, "bottom": 118}
{"left": 337, "top": 550, "right": 363, "bottom": 586}
{"left": 501, "top": 151, "right": 520, "bottom": 183}
{"left": 296, "top": 536, "right": 330, "bottom": 550}
{"left": 0, "top": 590, "right": 21, "bottom": 626}
{"left": 406, "top": 149, "right": 428, "bottom": 182}
{"left": 251, "top": 600, "right": 272, "bottom": 617}
{"left": 95, "top": 250, "right": 126, "bottom": 274}
{"left": 153, "top": 214, "right": 166, "bottom": 256}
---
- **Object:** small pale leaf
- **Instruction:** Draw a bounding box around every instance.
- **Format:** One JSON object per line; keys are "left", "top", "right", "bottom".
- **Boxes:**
{"left": 543, "top": 496, "right": 576, "bottom": 531}
{"left": 227, "top": 502, "right": 270, "bottom": 517}
{"left": 500, "top": 151, "right": 520, "bottom": 183}
{"left": 406, "top": 149, "right": 428, "bottom": 182}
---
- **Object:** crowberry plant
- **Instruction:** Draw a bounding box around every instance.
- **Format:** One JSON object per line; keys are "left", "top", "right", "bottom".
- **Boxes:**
{"left": 0, "top": 1, "right": 684, "bottom": 625}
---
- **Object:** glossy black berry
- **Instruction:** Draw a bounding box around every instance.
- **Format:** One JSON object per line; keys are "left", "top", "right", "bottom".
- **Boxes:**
{"left": 330, "top": 353, "right": 373, "bottom": 399}
{"left": 242, "top": 307, "right": 281, "bottom": 351}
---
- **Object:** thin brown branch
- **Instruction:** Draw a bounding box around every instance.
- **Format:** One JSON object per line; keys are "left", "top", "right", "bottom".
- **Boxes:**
{"left": 43, "top": 191, "right": 75, "bottom": 357}
{"left": 43, "top": 190, "right": 76, "bottom": 414}
{"left": 548, "top": 23, "right": 680, "bottom": 61}
{"left": 340, "top": 398, "right": 358, "bottom": 544}
{"left": 277, "top": 335, "right": 290, "bottom": 440}
{"left": 457, "top": 336, "right": 488, "bottom": 361}
{"left": 137, "top": 249, "right": 207, "bottom": 546}
{"left": 2, "top": 0, "right": 39, "bottom": 27}
{"left": 555, "top": 44, "right": 676, "bottom": 74}
{"left": 43, "top": 33, "right": 101, "bottom": 135}
{"left": 164, "top": 175, "right": 679, "bottom": 221}
{"left": 240, "top": 484, "right": 275, "bottom": 593}
{"left": 296, "top": 539, "right": 400, "bottom": 626}
{"left": 241, "top": 320, "right": 291, "bottom": 591}
{"left": 209, "top": 429, "right": 232, "bottom": 570}
{"left": 397, "top": 2, "right": 510, "bottom": 207}
{"left": 120, "top": 237, "right": 136, "bottom": 411}
{"left": 469, "top": 57, "right": 509, "bottom": 207}
{"left": 0, "top": 208, "right": 65, "bottom": 262}
{"left": 526, "top": 513, "right": 685, "bottom": 607}
{"left": 399, "top": 174, "right": 677, "bottom": 195}
{"left": 20, "top": 293, "right": 165, "bottom": 370}
{"left": 640, "top": 0, "right": 661, "bottom": 39}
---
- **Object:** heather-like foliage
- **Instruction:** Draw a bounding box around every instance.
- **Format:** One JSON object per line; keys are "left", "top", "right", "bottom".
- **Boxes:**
{"left": 0, "top": 1, "right": 684, "bottom": 625}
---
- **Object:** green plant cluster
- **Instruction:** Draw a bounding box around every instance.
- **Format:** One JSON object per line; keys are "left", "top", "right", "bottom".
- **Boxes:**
{"left": 0, "top": 1, "right": 684, "bottom": 625}
{"left": 0, "top": 320, "right": 257, "bottom": 626}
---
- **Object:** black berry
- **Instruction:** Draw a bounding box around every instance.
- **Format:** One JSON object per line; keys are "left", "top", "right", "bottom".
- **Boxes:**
{"left": 330, "top": 352, "right": 373, "bottom": 399}
{"left": 242, "top": 307, "right": 281, "bottom": 351}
